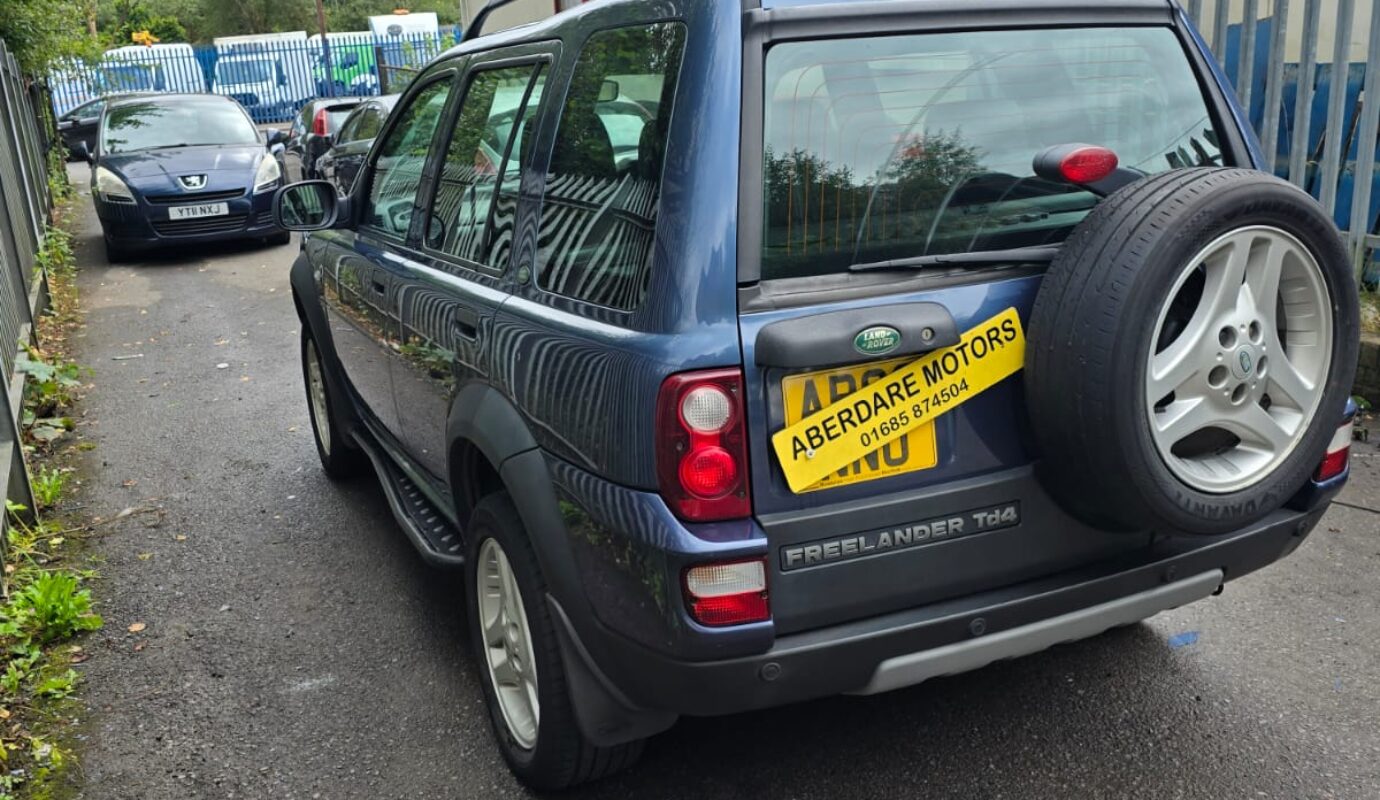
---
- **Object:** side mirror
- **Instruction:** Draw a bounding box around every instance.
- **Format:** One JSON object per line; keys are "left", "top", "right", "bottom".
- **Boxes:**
{"left": 265, "top": 128, "right": 288, "bottom": 147}
{"left": 598, "top": 79, "right": 619, "bottom": 103}
{"left": 73, "top": 141, "right": 94, "bottom": 164}
{"left": 273, "top": 180, "right": 343, "bottom": 231}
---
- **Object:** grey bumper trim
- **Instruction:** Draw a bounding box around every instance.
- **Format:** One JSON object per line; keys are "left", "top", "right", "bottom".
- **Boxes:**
{"left": 849, "top": 569, "right": 1224, "bottom": 695}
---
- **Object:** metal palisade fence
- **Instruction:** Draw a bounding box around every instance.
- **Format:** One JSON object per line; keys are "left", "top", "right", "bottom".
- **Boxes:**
{"left": 48, "top": 31, "right": 455, "bottom": 125}
{"left": 0, "top": 36, "right": 54, "bottom": 519}
{"left": 1185, "top": 0, "right": 1380, "bottom": 281}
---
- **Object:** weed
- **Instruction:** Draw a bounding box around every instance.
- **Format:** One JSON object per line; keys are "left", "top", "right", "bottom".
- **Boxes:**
{"left": 30, "top": 466, "right": 69, "bottom": 510}
{"left": 16, "top": 346, "right": 82, "bottom": 424}
{"left": 6, "top": 572, "right": 102, "bottom": 644}
{"left": 34, "top": 225, "right": 74, "bottom": 280}
{"left": 35, "top": 668, "right": 79, "bottom": 700}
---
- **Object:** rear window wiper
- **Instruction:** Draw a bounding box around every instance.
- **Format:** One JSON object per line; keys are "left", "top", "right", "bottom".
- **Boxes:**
{"left": 848, "top": 246, "right": 1061, "bottom": 273}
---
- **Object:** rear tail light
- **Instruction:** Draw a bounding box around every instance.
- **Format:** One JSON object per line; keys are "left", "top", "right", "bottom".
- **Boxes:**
{"left": 312, "top": 108, "right": 329, "bottom": 136}
{"left": 684, "top": 558, "right": 769, "bottom": 626}
{"left": 1315, "top": 418, "right": 1354, "bottom": 481}
{"left": 656, "top": 369, "right": 752, "bottom": 521}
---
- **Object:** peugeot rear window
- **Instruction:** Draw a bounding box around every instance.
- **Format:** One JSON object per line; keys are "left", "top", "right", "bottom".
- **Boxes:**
{"left": 760, "top": 27, "right": 1226, "bottom": 281}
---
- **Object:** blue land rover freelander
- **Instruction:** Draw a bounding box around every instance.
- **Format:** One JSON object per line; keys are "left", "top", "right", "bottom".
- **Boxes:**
{"left": 272, "top": 0, "right": 1361, "bottom": 788}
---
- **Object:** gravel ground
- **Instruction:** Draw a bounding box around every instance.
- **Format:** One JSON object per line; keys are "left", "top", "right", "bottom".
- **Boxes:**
{"left": 64, "top": 167, "right": 1380, "bottom": 799}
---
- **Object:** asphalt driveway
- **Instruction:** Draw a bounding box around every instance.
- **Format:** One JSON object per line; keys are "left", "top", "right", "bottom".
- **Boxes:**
{"left": 65, "top": 168, "right": 1380, "bottom": 799}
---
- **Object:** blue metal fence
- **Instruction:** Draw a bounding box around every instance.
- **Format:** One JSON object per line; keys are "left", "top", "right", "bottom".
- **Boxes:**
{"left": 48, "top": 30, "right": 459, "bottom": 124}
{"left": 1189, "top": 1, "right": 1380, "bottom": 283}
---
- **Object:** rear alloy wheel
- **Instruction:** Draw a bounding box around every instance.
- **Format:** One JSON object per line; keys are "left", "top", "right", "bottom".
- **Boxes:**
{"left": 1026, "top": 168, "right": 1359, "bottom": 534}
{"left": 465, "top": 493, "right": 644, "bottom": 790}
{"left": 301, "top": 330, "right": 365, "bottom": 479}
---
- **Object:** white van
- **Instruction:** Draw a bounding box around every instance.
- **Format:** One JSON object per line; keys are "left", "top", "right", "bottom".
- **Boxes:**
{"left": 212, "top": 32, "right": 314, "bottom": 122}
{"left": 100, "top": 44, "right": 203, "bottom": 95}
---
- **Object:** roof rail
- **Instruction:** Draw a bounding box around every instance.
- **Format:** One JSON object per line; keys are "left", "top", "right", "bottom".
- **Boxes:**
{"left": 463, "top": 0, "right": 523, "bottom": 43}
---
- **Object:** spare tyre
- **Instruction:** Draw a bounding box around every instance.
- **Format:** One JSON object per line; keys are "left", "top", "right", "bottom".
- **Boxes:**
{"left": 1026, "top": 168, "right": 1359, "bottom": 535}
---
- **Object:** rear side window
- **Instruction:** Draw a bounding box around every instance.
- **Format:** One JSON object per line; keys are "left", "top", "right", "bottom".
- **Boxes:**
{"left": 426, "top": 64, "right": 545, "bottom": 268}
{"left": 364, "top": 79, "right": 452, "bottom": 239}
{"left": 760, "top": 27, "right": 1226, "bottom": 280}
{"left": 536, "top": 22, "right": 686, "bottom": 311}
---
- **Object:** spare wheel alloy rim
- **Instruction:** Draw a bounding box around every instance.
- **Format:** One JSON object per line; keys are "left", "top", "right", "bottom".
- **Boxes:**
{"left": 1145, "top": 225, "right": 1332, "bottom": 494}
{"left": 306, "top": 343, "right": 332, "bottom": 456}
{"left": 477, "top": 538, "right": 540, "bottom": 749}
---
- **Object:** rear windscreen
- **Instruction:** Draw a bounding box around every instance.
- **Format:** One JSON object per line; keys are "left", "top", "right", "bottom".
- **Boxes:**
{"left": 760, "top": 27, "right": 1226, "bottom": 280}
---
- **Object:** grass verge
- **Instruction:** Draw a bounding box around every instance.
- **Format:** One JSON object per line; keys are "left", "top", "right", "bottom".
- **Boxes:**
{"left": 0, "top": 162, "right": 97, "bottom": 800}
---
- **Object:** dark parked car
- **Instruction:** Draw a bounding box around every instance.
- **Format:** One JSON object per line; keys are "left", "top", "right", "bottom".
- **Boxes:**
{"left": 282, "top": 97, "right": 364, "bottom": 183}
{"left": 56, "top": 94, "right": 146, "bottom": 161}
{"left": 316, "top": 94, "right": 399, "bottom": 194}
{"left": 86, "top": 94, "right": 289, "bottom": 262}
{"left": 274, "top": 0, "right": 1360, "bottom": 789}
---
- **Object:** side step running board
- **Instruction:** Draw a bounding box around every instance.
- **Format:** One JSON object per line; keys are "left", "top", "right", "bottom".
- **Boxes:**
{"left": 352, "top": 431, "right": 466, "bottom": 568}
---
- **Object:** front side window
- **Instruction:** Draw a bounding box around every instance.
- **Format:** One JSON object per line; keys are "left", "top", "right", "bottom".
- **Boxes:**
{"left": 425, "top": 64, "right": 545, "bottom": 267}
{"left": 364, "top": 79, "right": 452, "bottom": 239}
{"left": 535, "top": 22, "right": 686, "bottom": 311}
{"left": 101, "top": 99, "right": 258, "bottom": 152}
{"left": 760, "top": 27, "right": 1226, "bottom": 280}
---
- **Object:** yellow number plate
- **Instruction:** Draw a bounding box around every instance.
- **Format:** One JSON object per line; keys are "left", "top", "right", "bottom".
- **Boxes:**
{"left": 773, "top": 307, "right": 1026, "bottom": 494}
{"left": 781, "top": 358, "right": 938, "bottom": 493}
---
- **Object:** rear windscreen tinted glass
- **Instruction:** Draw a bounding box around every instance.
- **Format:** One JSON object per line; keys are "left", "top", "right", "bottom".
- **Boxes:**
{"left": 760, "top": 27, "right": 1225, "bottom": 280}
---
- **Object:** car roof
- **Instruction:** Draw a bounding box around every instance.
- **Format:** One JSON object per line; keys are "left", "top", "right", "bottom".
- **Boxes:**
{"left": 431, "top": 0, "right": 1173, "bottom": 61}
{"left": 105, "top": 93, "right": 237, "bottom": 110}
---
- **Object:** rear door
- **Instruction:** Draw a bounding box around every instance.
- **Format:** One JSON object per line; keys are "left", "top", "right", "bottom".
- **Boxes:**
{"left": 388, "top": 45, "right": 555, "bottom": 483}
{"left": 739, "top": 21, "right": 1235, "bottom": 633}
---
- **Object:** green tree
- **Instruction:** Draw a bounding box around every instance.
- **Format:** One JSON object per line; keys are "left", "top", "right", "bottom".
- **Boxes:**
{"left": 194, "top": 0, "right": 316, "bottom": 36}
{"left": 0, "top": 0, "right": 99, "bottom": 75}
{"left": 106, "top": 0, "right": 188, "bottom": 45}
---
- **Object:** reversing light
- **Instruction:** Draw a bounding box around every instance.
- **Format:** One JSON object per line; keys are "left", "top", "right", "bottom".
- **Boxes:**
{"left": 1315, "top": 418, "right": 1353, "bottom": 481}
{"left": 684, "top": 558, "right": 769, "bottom": 626}
{"left": 1059, "top": 145, "right": 1119, "bottom": 185}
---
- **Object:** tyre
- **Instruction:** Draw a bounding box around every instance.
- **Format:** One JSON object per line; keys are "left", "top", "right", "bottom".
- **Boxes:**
{"left": 465, "top": 492, "right": 644, "bottom": 790}
{"left": 266, "top": 230, "right": 292, "bottom": 247}
{"left": 1026, "top": 168, "right": 1359, "bottom": 534}
{"left": 300, "top": 329, "right": 367, "bottom": 479}
{"left": 104, "top": 238, "right": 131, "bottom": 264}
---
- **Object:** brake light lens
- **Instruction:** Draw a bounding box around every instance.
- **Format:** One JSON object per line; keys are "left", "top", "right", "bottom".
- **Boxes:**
{"left": 1315, "top": 418, "right": 1353, "bottom": 481}
{"left": 312, "top": 108, "right": 329, "bottom": 136}
{"left": 656, "top": 369, "right": 751, "bottom": 521}
{"left": 1059, "top": 145, "right": 1119, "bottom": 184}
{"left": 684, "top": 559, "right": 769, "bottom": 626}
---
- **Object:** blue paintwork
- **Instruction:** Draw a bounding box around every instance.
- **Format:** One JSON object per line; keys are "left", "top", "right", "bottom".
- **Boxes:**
{"left": 90, "top": 98, "right": 284, "bottom": 251}
{"left": 293, "top": 0, "right": 1354, "bottom": 667}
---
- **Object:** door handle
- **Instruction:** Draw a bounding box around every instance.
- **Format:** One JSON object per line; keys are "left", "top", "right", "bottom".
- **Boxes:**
{"left": 452, "top": 307, "right": 480, "bottom": 341}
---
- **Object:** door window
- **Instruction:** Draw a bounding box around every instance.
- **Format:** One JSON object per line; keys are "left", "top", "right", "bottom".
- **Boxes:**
{"left": 355, "top": 105, "right": 386, "bottom": 141}
{"left": 363, "top": 79, "right": 453, "bottom": 239}
{"left": 425, "top": 64, "right": 545, "bottom": 268}
{"left": 535, "top": 22, "right": 686, "bottom": 311}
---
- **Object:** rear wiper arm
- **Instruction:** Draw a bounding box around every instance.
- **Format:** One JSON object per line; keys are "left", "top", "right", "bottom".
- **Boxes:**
{"left": 848, "top": 246, "right": 1061, "bottom": 273}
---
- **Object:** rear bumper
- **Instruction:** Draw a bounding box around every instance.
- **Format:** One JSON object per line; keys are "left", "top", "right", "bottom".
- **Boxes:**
{"left": 561, "top": 498, "right": 1334, "bottom": 718}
